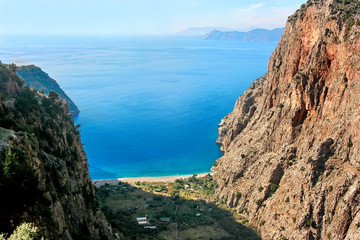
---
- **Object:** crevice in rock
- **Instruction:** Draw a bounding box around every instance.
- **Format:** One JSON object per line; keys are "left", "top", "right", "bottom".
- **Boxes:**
{"left": 311, "top": 138, "right": 334, "bottom": 186}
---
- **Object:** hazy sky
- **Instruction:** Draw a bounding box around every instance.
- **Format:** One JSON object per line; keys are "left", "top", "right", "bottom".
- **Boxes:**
{"left": 0, "top": 0, "right": 306, "bottom": 35}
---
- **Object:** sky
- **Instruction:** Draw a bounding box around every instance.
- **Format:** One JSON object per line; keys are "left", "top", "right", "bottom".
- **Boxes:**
{"left": 0, "top": 0, "right": 306, "bottom": 35}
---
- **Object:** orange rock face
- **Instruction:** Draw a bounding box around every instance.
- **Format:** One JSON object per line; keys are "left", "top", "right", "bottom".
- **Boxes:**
{"left": 212, "top": 0, "right": 360, "bottom": 239}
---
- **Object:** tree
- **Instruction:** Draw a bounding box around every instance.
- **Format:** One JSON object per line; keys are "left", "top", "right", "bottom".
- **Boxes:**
{"left": 3, "top": 146, "right": 16, "bottom": 179}
{"left": 48, "top": 90, "right": 58, "bottom": 100}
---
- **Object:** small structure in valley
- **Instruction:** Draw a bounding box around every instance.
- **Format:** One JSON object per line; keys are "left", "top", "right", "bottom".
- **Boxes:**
{"left": 144, "top": 226, "right": 157, "bottom": 229}
{"left": 159, "top": 217, "right": 171, "bottom": 222}
{"left": 136, "top": 216, "right": 148, "bottom": 225}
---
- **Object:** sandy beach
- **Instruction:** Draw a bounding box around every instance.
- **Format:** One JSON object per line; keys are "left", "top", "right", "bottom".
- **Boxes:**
{"left": 93, "top": 172, "right": 212, "bottom": 187}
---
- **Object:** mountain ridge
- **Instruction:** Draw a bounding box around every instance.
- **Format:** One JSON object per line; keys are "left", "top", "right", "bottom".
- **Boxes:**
{"left": 202, "top": 28, "right": 285, "bottom": 42}
{"left": 16, "top": 65, "right": 80, "bottom": 116}
{"left": 0, "top": 62, "right": 113, "bottom": 239}
{"left": 212, "top": 0, "right": 360, "bottom": 239}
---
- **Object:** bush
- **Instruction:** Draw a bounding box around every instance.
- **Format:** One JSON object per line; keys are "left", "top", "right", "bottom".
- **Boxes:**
{"left": 0, "top": 223, "right": 43, "bottom": 240}
{"left": 15, "top": 86, "right": 39, "bottom": 115}
{"left": 306, "top": 218, "right": 313, "bottom": 227}
{"left": 270, "top": 183, "right": 279, "bottom": 194}
{"left": 48, "top": 90, "right": 59, "bottom": 100}
{"left": 240, "top": 218, "right": 249, "bottom": 224}
{"left": 236, "top": 192, "right": 242, "bottom": 199}
{"left": 255, "top": 200, "right": 263, "bottom": 207}
{"left": 153, "top": 195, "right": 163, "bottom": 201}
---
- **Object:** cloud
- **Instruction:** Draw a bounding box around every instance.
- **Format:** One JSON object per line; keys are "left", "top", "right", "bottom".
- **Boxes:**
{"left": 248, "top": 3, "right": 265, "bottom": 11}
{"left": 227, "top": 5, "right": 300, "bottom": 29}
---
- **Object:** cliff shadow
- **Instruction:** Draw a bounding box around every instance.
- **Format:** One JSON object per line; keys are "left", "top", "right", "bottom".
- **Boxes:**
{"left": 96, "top": 181, "right": 261, "bottom": 240}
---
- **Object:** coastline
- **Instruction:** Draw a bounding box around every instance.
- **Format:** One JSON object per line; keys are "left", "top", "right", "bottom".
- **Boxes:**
{"left": 93, "top": 172, "right": 212, "bottom": 187}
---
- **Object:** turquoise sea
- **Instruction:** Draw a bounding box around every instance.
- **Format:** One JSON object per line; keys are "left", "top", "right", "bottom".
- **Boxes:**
{"left": 0, "top": 36, "right": 276, "bottom": 180}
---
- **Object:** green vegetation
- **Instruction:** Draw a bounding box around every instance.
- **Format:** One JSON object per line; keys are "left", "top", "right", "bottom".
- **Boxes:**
{"left": 16, "top": 66, "right": 79, "bottom": 115}
{"left": 137, "top": 174, "right": 218, "bottom": 201}
{"left": 97, "top": 175, "right": 261, "bottom": 240}
{"left": 236, "top": 192, "right": 242, "bottom": 199}
{"left": 306, "top": 218, "right": 314, "bottom": 227}
{"left": 0, "top": 63, "right": 89, "bottom": 237}
{"left": 255, "top": 200, "right": 263, "bottom": 207}
{"left": 0, "top": 145, "right": 43, "bottom": 231}
{"left": 0, "top": 64, "right": 23, "bottom": 91}
{"left": 0, "top": 223, "right": 43, "bottom": 240}
{"left": 269, "top": 183, "right": 279, "bottom": 197}
{"left": 330, "top": 0, "right": 360, "bottom": 41}
{"left": 1, "top": 83, "right": 75, "bottom": 159}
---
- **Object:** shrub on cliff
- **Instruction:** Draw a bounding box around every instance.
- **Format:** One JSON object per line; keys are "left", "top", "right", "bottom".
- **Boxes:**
{"left": 0, "top": 223, "right": 43, "bottom": 240}
{"left": 0, "top": 146, "right": 42, "bottom": 233}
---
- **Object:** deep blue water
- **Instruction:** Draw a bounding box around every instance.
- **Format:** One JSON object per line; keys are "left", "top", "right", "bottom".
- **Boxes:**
{"left": 0, "top": 36, "right": 276, "bottom": 180}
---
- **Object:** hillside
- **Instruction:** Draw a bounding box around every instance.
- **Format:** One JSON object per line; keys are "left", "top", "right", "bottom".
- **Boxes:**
{"left": 178, "top": 27, "right": 235, "bottom": 36}
{"left": 212, "top": 0, "right": 360, "bottom": 239}
{"left": 0, "top": 63, "right": 112, "bottom": 239}
{"left": 201, "top": 28, "right": 285, "bottom": 42}
{"left": 16, "top": 65, "right": 80, "bottom": 116}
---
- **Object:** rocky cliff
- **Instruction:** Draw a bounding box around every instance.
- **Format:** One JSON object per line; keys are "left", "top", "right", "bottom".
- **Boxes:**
{"left": 212, "top": 0, "right": 360, "bottom": 239}
{"left": 16, "top": 65, "right": 80, "bottom": 116}
{"left": 0, "top": 63, "right": 112, "bottom": 239}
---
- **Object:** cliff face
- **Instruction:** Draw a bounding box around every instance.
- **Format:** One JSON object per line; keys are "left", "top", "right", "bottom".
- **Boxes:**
{"left": 212, "top": 0, "right": 360, "bottom": 239}
{"left": 0, "top": 63, "right": 112, "bottom": 239}
{"left": 16, "top": 66, "right": 80, "bottom": 116}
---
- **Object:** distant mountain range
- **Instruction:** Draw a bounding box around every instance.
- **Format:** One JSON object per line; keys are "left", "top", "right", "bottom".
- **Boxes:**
{"left": 201, "top": 28, "right": 285, "bottom": 42}
{"left": 178, "top": 26, "right": 259, "bottom": 36}
{"left": 178, "top": 27, "right": 235, "bottom": 36}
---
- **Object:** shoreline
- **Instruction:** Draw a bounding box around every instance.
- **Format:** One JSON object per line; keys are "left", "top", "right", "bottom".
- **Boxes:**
{"left": 93, "top": 172, "right": 212, "bottom": 187}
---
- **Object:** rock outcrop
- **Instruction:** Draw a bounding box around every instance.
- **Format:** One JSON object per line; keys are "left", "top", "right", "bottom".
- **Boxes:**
{"left": 212, "top": 0, "right": 360, "bottom": 239}
{"left": 0, "top": 63, "right": 112, "bottom": 239}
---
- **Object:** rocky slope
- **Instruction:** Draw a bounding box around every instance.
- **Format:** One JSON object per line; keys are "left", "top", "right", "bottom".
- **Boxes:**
{"left": 0, "top": 63, "right": 112, "bottom": 239}
{"left": 202, "top": 28, "right": 285, "bottom": 42}
{"left": 212, "top": 0, "right": 360, "bottom": 239}
{"left": 16, "top": 65, "right": 80, "bottom": 116}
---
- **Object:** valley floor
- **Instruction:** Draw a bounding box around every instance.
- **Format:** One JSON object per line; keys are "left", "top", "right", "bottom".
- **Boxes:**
{"left": 96, "top": 174, "right": 261, "bottom": 240}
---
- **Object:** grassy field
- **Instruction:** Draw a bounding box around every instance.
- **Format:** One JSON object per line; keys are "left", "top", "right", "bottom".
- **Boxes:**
{"left": 96, "top": 175, "right": 261, "bottom": 240}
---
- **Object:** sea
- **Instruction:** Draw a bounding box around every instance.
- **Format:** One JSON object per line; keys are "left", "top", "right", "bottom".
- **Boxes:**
{"left": 0, "top": 35, "right": 277, "bottom": 180}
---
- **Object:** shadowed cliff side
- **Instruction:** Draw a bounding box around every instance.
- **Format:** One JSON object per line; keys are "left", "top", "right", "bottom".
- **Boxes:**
{"left": 212, "top": 0, "right": 360, "bottom": 239}
{"left": 16, "top": 65, "right": 80, "bottom": 116}
{"left": 0, "top": 63, "right": 112, "bottom": 239}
